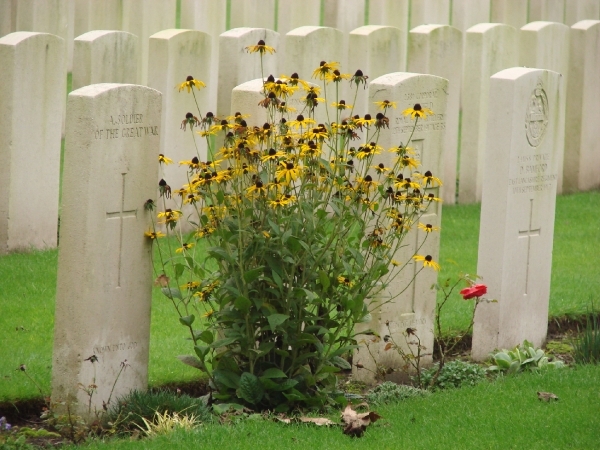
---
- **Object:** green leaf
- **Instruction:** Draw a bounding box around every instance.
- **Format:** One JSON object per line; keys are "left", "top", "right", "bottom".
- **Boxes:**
{"left": 174, "top": 263, "right": 186, "bottom": 278}
{"left": 176, "top": 355, "right": 204, "bottom": 370}
{"left": 319, "top": 270, "right": 330, "bottom": 291}
{"left": 267, "top": 314, "right": 289, "bottom": 330}
{"left": 179, "top": 315, "right": 195, "bottom": 327}
{"left": 234, "top": 296, "right": 252, "bottom": 314}
{"left": 161, "top": 287, "right": 182, "bottom": 300}
{"left": 244, "top": 266, "right": 264, "bottom": 284}
{"left": 261, "top": 368, "right": 288, "bottom": 379}
{"left": 330, "top": 345, "right": 359, "bottom": 357}
{"left": 194, "top": 345, "right": 210, "bottom": 360}
{"left": 330, "top": 356, "right": 351, "bottom": 370}
{"left": 198, "top": 330, "right": 214, "bottom": 345}
{"left": 210, "top": 337, "right": 238, "bottom": 348}
{"left": 272, "top": 270, "right": 283, "bottom": 290}
{"left": 213, "top": 369, "right": 241, "bottom": 389}
{"left": 238, "top": 372, "right": 265, "bottom": 405}
{"left": 273, "top": 379, "right": 298, "bottom": 391}
{"left": 212, "top": 403, "right": 244, "bottom": 415}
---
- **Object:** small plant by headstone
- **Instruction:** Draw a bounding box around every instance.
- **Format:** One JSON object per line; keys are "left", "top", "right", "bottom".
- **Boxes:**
{"left": 366, "top": 381, "right": 429, "bottom": 404}
{"left": 418, "top": 360, "right": 487, "bottom": 391}
{"left": 488, "top": 340, "right": 566, "bottom": 374}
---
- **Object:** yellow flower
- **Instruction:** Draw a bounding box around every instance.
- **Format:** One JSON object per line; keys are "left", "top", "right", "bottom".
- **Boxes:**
{"left": 181, "top": 281, "right": 200, "bottom": 290}
{"left": 325, "top": 69, "right": 351, "bottom": 83}
{"left": 280, "top": 73, "right": 311, "bottom": 90}
{"left": 144, "top": 230, "right": 165, "bottom": 239}
{"left": 413, "top": 254, "right": 441, "bottom": 271}
{"left": 177, "top": 75, "right": 206, "bottom": 93}
{"left": 180, "top": 156, "right": 201, "bottom": 171}
{"left": 202, "top": 309, "right": 215, "bottom": 319}
{"left": 157, "top": 209, "right": 181, "bottom": 222}
{"left": 276, "top": 161, "right": 302, "bottom": 184}
{"left": 287, "top": 114, "right": 316, "bottom": 130}
{"left": 246, "top": 180, "right": 267, "bottom": 196}
{"left": 418, "top": 223, "right": 440, "bottom": 233}
{"left": 245, "top": 39, "right": 276, "bottom": 54}
{"left": 391, "top": 259, "right": 400, "bottom": 267}
{"left": 397, "top": 155, "right": 420, "bottom": 170}
{"left": 403, "top": 103, "right": 434, "bottom": 119}
{"left": 371, "top": 163, "right": 391, "bottom": 175}
{"left": 175, "top": 242, "right": 195, "bottom": 253}
{"left": 312, "top": 61, "right": 339, "bottom": 80}
{"left": 355, "top": 114, "right": 375, "bottom": 128}
{"left": 426, "top": 193, "right": 442, "bottom": 203}
{"left": 158, "top": 154, "right": 173, "bottom": 165}
{"left": 331, "top": 100, "right": 352, "bottom": 110}
{"left": 261, "top": 147, "right": 286, "bottom": 162}
{"left": 356, "top": 142, "right": 382, "bottom": 160}
{"left": 337, "top": 276, "right": 355, "bottom": 287}
{"left": 374, "top": 100, "right": 397, "bottom": 110}
{"left": 416, "top": 170, "right": 443, "bottom": 187}
{"left": 196, "top": 226, "right": 215, "bottom": 238}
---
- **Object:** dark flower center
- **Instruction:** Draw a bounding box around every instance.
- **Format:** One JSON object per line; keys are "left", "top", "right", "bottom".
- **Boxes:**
{"left": 414, "top": 103, "right": 422, "bottom": 111}
{"left": 186, "top": 75, "right": 194, "bottom": 81}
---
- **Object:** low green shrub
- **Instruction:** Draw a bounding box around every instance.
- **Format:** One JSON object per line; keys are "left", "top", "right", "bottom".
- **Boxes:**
{"left": 419, "top": 360, "right": 486, "bottom": 391}
{"left": 366, "top": 381, "right": 429, "bottom": 405}
{"left": 106, "top": 389, "right": 212, "bottom": 433}
{"left": 572, "top": 313, "right": 600, "bottom": 364}
{"left": 488, "top": 340, "right": 565, "bottom": 374}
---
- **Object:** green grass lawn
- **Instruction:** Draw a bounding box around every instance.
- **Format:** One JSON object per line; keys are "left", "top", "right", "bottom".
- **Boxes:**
{"left": 67, "top": 364, "right": 600, "bottom": 449}
{"left": 1, "top": 191, "right": 598, "bottom": 402}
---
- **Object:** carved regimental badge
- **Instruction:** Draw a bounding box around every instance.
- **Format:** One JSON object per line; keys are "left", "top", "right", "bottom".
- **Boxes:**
{"left": 525, "top": 80, "right": 549, "bottom": 147}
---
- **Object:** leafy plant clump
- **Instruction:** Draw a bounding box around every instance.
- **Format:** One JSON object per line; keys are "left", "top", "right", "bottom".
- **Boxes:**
{"left": 106, "top": 389, "right": 212, "bottom": 433}
{"left": 366, "top": 381, "right": 429, "bottom": 404}
{"left": 418, "top": 360, "right": 486, "bottom": 391}
{"left": 488, "top": 340, "right": 566, "bottom": 374}
{"left": 149, "top": 41, "right": 443, "bottom": 410}
{"left": 572, "top": 312, "right": 600, "bottom": 365}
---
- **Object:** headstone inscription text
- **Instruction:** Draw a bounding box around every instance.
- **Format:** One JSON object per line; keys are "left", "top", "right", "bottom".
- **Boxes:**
{"left": 94, "top": 113, "right": 158, "bottom": 140}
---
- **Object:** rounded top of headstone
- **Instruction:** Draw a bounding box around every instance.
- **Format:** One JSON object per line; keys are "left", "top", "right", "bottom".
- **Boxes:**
{"left": 572, "top": 19, "right": 600, "bottom": 30}
{"left": 0, "top": 31, "right": 64, "bottom": 46}
{"left": 150, "top": 28, "right": 209, "bottom": 40}
{"left": 350, "top": 25, "right": 399, "bottom": 36}
{"left": 75, "top": 30, "right": 136, "bottom": 42}
{"left": 466, "top": 23, "right": 514, "bottom": 34}
{"left": 370, "top": 72, "right": 448, "bottom": 87}
{"left": 69, "top": 83, "right": 161, "bottom": 98}
{"left": 410, "top": 24, "right": 458, "bottom": 34}
{"left": 521, "top": 21, "right": 568, "bottom": 31}
{"left": 491, "top": 67, "right": 558, "bottom": 81}
{"left": 287, "top": 26, "right": 334, "bottom": 37}
{"left": 222, "top": 27, "right": 274, "bottom": 38}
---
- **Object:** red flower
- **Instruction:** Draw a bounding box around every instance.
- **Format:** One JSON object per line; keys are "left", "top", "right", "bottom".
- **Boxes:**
{"left": 460, "top": 284, "right": 487, "bottom": 300}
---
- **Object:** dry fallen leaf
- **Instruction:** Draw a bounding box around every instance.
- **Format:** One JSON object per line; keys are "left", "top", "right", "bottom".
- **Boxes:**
{"left": 341, "top": 403, "right": 382, "bottom": 437}
{"left": 154, "top": 274, "right": 170, "bottom": 287}
{"left": 537, "top": 391, "right": 559, "bottom": 402}
{"left": 276, "top": 416, "right": 336, "bottom": 426}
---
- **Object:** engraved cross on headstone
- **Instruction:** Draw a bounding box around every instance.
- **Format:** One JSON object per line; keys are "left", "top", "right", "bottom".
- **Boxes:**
{"left": 106, "top": 173, "right": 137, "bottom": 288}
{"left": 518, "top": 198, "right": 541, "bottom": 295}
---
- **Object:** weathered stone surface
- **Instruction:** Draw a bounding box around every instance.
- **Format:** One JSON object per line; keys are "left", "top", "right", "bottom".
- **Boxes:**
{"left": 529, "top": 0, "right": 566, "bottom": 23}
{"left": 565, "top": 0, "right": 600, "bottom": 26}
{"left": 0, "top": 32, "right": 66, "bottom": 254}
{"left": 451, "top": 0, "right": 491, "bottom": 32}
{"left": 353, "top": 72, "right": 448, "bottom": 384}
{"left": 472, "top": 68, "right": 564, "bottom": 360}
{"left": 410, "top": 0, "right": 450, "bottom": 29}
{"left": 52, "top": 84, "right": 160, "bottom": 418}
{"left": 491, "top": 0, "right": 528, "bottom": 29}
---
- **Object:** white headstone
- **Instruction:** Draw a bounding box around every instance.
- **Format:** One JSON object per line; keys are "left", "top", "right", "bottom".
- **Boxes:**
{"left": 348, "top": 25, "right": 405, "bottom": 114}
{"left": 148, "top": 29, "right": 212, "bottom": 226}
{"left": 179, "top": 0, "right": 228, "bottom": 111}
{"left": 408, "top": 24, "right": 462, "bottom": 204}
{"left": 458, "top": 23, "right": 518, "bottom": 204}
{"left": 72, "top": 31, "right": 139, "bottom": 91}
{"left": 122, "top": 0, "right": 177, "bottom": 85}
{"left": 519, "top": 21, "right": 569, "bottom": 193}
{"left": 52, "top": 83, "right": 160, "bottom": 418}
{"left": 564, "top": 20, "right": 600, "bottom": 192}
{"left": 472, "top": 68, "right": 564, "bottom": 360}
{"left": 366, "top": 0, "right": 410, "bottom": 68}
{"left": 353, "top": 72, "right": 448, "bottom": 384}
{"left": 323, "top": 0, "right": 365, "bottom": 33}
{"left": 283, "top": 26, "right": 344, "bottom": 108}
{"left": 0, "top": 32, "right": 66, "bottom": 254}
{"left": 410, "top": 0, "right": 450, "bottom": 29}
{"left": 451, "top": 0, "right": 491, "bottom": 32}
{"left": 74, "top": 0, "right": 123, "bottom": 39}
{"left": 490, "top": 0, "right": 528, "bottom": 29}
{"left": 14, "top": 0, "right": 70, "bottom": 62}
{"left": 565, "top": 0, "right": 600, "bottom": 25}
{"left": 529, "top": 0, "right": 566, "bottom": 23}
{"left": 217, "top": 28, "right": 280, "bottom": 117}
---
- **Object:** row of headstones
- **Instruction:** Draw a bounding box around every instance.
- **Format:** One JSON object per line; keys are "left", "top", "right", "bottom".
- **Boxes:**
{"left": 50, "top": 63, "right": 563, "bottom": 414}
{"left": 1, "top": 20, "right": 599, "bottom": 253}
{"left": 2, "top": 0, "right": 599, "bottom": 77}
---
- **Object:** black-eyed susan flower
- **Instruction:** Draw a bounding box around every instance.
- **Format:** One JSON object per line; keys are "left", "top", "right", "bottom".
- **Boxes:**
{"left": 325, "top": 69, "right": 351, "bottom": 83}
{"left": 331, "top": 100, "right": 352, "bottom": 110}
{"left": 374, "top": 99, "right": 397, "bottom": 110}
{"left": 202, "top": 309, "right": 215, "bottom": 319}
{"left": 288, "top": 114, "right": 316, "bottom": 130}
{"left": 175, "top": 243, "right": 195, "bottom": 253}
{"left": 261, "top": 147, "right": 286, "bottom": 162}
{"left": 413, "top": 254, "right": 441, "bottom": 271}
{"left": 418, "top": 223, "right": 440, "bottom": 233}
{"left": 371, "top": 163, "right": 391, "bottom": 175}
{"left": 398, "top": 155, "right": 420, "bottom": 170}
{"left": 245, "top": 39, "right": 276, "bottom": 54}
{"left": 300, "top": 140, "right": 322, "bottom": 157}
{"left": 158, "top": 179, "right": 171, "bottom": 199}
{"left": 157, "top": 209, "right": 182, "bottom": 224}
{"left": 374, "top": 113, "right": 389, "bottom": 129}
{"left": 351, "top": 69, "right": 368, "bottom": 89}
{"left": 403, "top": 103, "right": 434, "bottom": 119}
{"left": 337, "top": 275, "right": 355, "bottom": 287}
{"left": 355, "top": 114, "right": 375, "bottom": 129}
{"left": 196, "top": 226, "right": 215, "bottom": 238}
{"left": 181, "top": 281, "right": 200, "bottom": 290}
{"left": 180, "top": 156, "right": 201, "bottom": 171}
{"left": 426, "top": 192, "right": 442, "bottom": 203}
{"left": 312, "top": 61, "right": 339, "bottom": 80}
{"left": 416, "top": 170, "right": 443, "bottom": 187}
{"left": 356, "top": 142, "right": 382, "bottom": 160}
{"left": 158, "top": 154, "right": 173, "bottom": 165}
{"left": 276, "top": 161, "right": 302, "bottom": 184}
{"left": 210, "top": 119, "right": 234, "bottom": 134}
{"left": 181, "top": 112, "right": 200, "bottom": 130}
{"left": 144, "top": 230, "right": 165, "bottom": 239}
{"left": 177, "top": 75, "right": 206, "bottom": 93}
{"left": 246, "top": 180, "right": 267, "bottom": 196}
